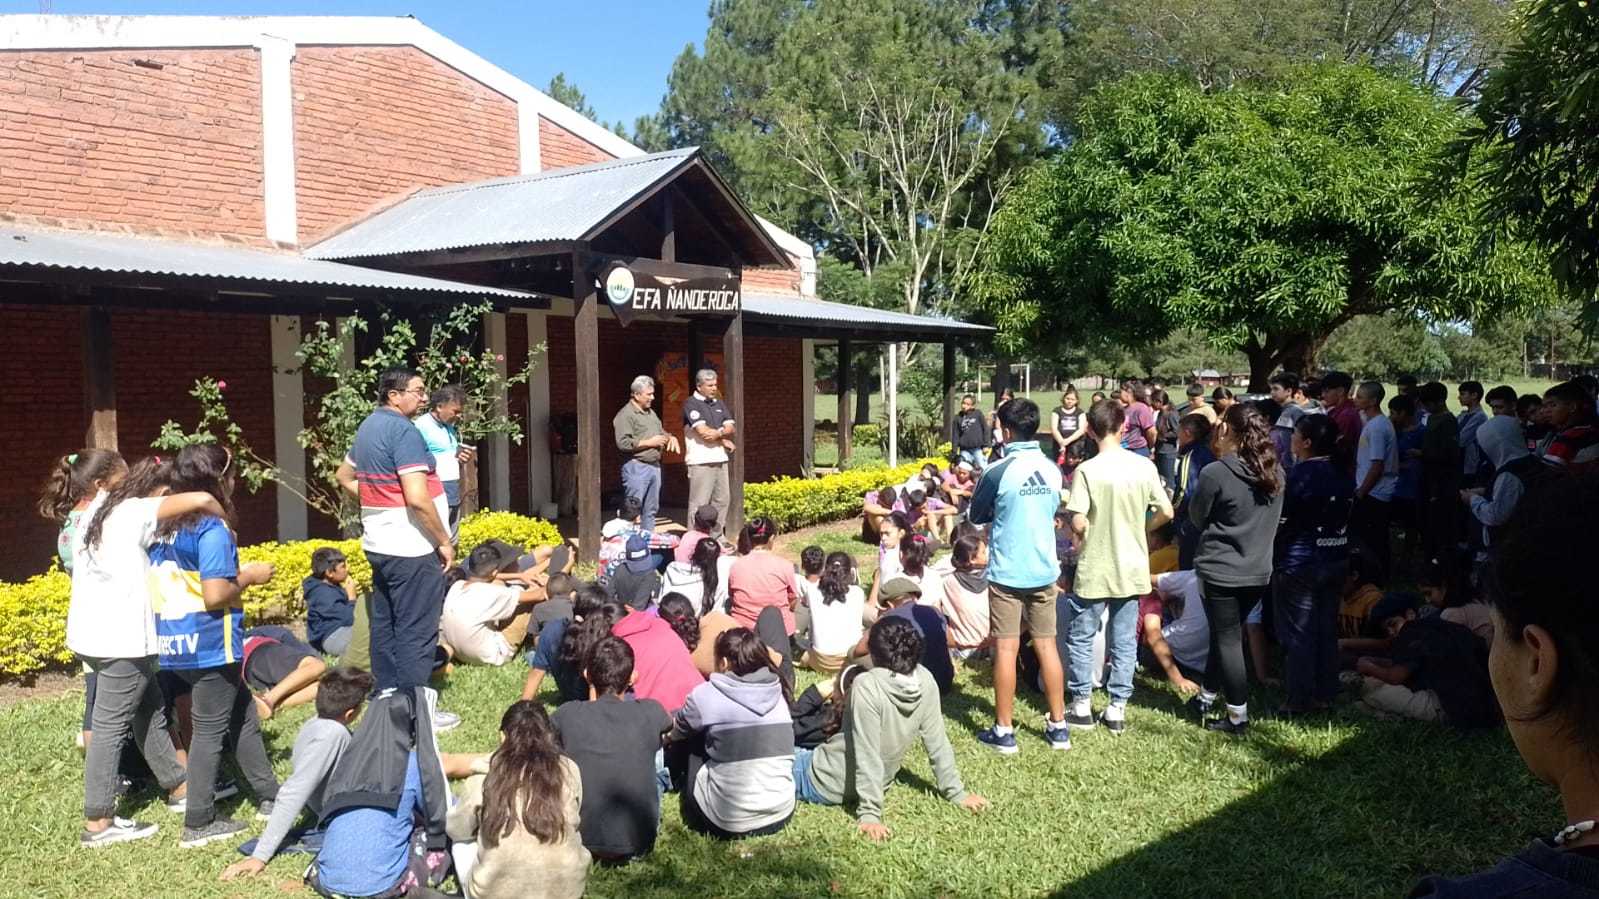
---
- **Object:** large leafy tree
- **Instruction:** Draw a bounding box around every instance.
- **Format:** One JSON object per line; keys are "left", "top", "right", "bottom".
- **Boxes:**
{"left": 974, "top": 64, "right": 1551, "bottom": 391}
{"left": 1458, "top": 0, "right": 1599, "bottom": 317}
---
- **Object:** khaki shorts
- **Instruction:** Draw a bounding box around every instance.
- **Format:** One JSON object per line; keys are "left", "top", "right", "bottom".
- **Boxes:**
{"left": 989, "top": 581, "right": 1059, "bottom": 640}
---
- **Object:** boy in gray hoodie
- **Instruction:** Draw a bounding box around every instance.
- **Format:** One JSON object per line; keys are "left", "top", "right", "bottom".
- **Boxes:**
{"left": 794, "top": 616, "right": 988, "bottom": 841}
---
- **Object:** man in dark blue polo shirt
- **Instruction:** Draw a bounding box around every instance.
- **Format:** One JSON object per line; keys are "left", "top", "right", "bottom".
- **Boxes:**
{"left": 682, "top": 368, "right": 735, "bottom": 534}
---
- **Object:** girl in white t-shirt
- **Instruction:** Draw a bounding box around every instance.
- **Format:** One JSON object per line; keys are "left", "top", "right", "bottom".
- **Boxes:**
{"left": 803, "top": 553, "right": 866, "bottom": 673}
{"left": 71, "top": 457, "right": 227, "bottom": 848}
{"left": 657, "top": 537, "right": 733, "bottom": 616}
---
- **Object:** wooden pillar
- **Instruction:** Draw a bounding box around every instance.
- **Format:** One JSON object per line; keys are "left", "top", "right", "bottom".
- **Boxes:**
{"left": 836, "top": 336, "right": 853, "bottom": 464}
{"left": 572, "top": 250, "right": 603, "bottom": 558}
{"left": 688, "top": 322, "right": 703, "bottom": 380}
{"left": 942, "top": 340, "right": 957, "bottom": 451}
{"left": 723, "top": 312, "right": 746, "bottom": 539}
{"left": 83, "top": 306, "right": 117, "bottom": 450}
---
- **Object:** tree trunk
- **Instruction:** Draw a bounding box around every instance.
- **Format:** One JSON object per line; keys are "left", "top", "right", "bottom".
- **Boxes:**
{"left": 854, "top": 356, "right": 873, "bottom": 427}
{"left": 1272, "top": 333, "right": 1323, "bottom": 389}
{"left": 1244, "top": 345, "right": 1275, "bottom": 394}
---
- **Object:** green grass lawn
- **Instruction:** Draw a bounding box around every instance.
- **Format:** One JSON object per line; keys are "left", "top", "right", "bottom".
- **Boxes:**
{"left": 0, "top": 521, "right": 1559, "bottom": 898}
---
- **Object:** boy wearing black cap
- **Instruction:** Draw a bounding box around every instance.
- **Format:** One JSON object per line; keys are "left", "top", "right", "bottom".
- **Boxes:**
{"left": 607, "top": 534, "right": 663, "bottom": 611}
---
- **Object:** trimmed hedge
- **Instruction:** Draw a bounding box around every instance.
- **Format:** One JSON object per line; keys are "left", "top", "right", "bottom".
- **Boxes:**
{"left": 1, "top": 510, "right": 563, "bottom": 678}
{"left": 744, "top": 456, "right": 945, "bottom": 531}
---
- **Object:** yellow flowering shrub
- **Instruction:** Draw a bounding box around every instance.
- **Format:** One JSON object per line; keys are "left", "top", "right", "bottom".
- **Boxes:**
{"left": 745, "top": 456, "right": 946, "bottom": 531}
{"left": 0, "top": 510, "right": 562, "bottom": 677}
{"left": 0, "top": 568, "right": 74, "bottom": 677}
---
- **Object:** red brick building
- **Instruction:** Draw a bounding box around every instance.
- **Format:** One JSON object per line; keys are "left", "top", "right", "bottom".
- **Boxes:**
{"left": 0, "top": 14, "right": 985, "bottom": 577}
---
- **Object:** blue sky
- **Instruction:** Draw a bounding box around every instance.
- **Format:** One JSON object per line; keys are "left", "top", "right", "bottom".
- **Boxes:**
{"left": 0, "top": 0, "right": 707, "bottom": 126}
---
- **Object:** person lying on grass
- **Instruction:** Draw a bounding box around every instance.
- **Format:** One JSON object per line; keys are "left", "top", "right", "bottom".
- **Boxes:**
{"left": 1410, "top": 472, "right": 1599, "bottom": 896}
{"left": 241, "top": 625, "right": 328, "bottom": 722}
{"left": 221, "top": 666, "right": 373, "bottom": 881}
{"left": 794, "top": 615, "right": 987, "bottom": 842}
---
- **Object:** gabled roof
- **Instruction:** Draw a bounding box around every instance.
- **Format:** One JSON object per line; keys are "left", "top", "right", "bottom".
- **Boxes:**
{"left": 0, "top": 225, "right": 535, "bottom": 300}
{"left": 305, "top": 148, "right": 790, "bottom": 268}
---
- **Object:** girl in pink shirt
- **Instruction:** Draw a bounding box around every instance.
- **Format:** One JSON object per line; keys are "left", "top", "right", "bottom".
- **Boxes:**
{"left": 727, "top": 517, "right": 799, "bottom": 634}
{"left": 611, "top": 607, "right": 704, "bottom": 715}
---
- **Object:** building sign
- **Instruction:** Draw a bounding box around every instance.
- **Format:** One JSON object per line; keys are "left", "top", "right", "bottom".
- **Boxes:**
{"left": 598, "top": 260, "right": 740, "bottom": 327}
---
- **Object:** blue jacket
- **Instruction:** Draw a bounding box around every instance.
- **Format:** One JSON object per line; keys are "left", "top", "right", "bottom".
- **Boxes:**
{"left": 968, "top": 441, "right": 1062, "bottom": 590}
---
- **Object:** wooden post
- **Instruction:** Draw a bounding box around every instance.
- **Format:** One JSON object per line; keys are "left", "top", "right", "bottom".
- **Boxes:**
{"left": 688, "top": 322, "right": 703, "bottom": 380}
{"left": 836, "top": 337, "right": 853, "bottom": 465}
{"left": 942, "top": 340, "right": 957, "bottom": 452}
{"left": 572, "top": 250, "right": 603, "bottom": 559}
{"left": 83, "top": 306, "right": 117, "bottom": 450}
{"left": 723, "top": 311, "right": 746, "bottom": 539}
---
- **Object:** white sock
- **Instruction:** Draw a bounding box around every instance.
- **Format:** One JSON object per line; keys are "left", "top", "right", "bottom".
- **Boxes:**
{"left": 1198, "top": 690, "right": 1218, "bottom": 705}
{"left": 1070, "top": 698, "right": 1091, "bottom": 717}
{"left": 992, "top": 723, "right": 1013, "bottom": 736}
{"left": 1226, "top": 703, "right": 1248, "bottom": 724}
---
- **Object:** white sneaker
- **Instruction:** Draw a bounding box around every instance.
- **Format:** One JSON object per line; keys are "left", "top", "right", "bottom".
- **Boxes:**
{"left": 1101, "top": 702, "right": 1127, "bottom": 736}
{"left": 432, "top": 709, "right": 462, "bottom": 733}
{"left": 80, "top": 817, "right": 158, "bottom": 849}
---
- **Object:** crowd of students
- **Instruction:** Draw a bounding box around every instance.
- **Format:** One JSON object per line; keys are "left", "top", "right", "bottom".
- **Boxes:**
{"left": 38, "top": 363, "right": 1599, "bottom": 896}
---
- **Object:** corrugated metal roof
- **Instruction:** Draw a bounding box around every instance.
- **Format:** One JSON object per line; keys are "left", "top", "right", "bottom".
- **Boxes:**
{"left": 305, "top": 149, "right": 701, "bottom": 261}
{"left": 743, "top": 292, "right": 991, "bottom": 337}
{"left": 0, "top": 225, "right": 534, "bottom": 299}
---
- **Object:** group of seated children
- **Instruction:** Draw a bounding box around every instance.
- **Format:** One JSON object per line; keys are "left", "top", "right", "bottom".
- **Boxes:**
{"left": 861, "top": 461, "right": 971, "bottom": 544}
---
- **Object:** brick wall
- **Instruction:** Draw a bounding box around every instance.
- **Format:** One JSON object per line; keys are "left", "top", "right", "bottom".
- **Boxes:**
{"left": 539, "top": 116, "right": 612, "bottom": 170}
{"left": 741, "top": 264, "right": 804, "bottom": 295}
{"left": 293, "top": 46, "right": 521, "bottom": 243}
{"left": 0, "top": 49, "right": 264, "bottom": 241}
{"left": 0, "top": 305, "right": 277, "bottom": 580}
{"left": 111, "top": 309, "right": 278, "bottom": 548}
{"left": 544, "top": 316, "right": 804, "bottom": 512}
{"left": 0, "top": 304, "right": 87, "bottom": 580}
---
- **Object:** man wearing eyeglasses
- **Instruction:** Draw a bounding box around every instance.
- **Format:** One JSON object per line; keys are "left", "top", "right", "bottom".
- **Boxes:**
{"left": 336, "top": 367, "right": 461, "bottom": 731}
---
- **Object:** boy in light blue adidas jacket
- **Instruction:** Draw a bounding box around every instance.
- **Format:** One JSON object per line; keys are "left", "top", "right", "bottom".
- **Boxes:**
{"left": 967, "top": 398, "right": 1071, "bottom": 754}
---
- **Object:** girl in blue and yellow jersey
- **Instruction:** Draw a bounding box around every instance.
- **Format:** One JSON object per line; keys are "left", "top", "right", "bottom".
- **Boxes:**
{"left": 150, "top": 444, "right": 281, "bottom": 848}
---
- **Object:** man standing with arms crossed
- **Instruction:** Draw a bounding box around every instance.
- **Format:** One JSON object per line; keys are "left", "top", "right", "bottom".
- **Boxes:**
{"left": 336, "top": 367, "right": 459, "bottom": 730}
{"left": 682, "top": 369, "right": 735, "bottom": 534}
{"left": 613, "top": 375, "right": 679, "bottom": 534}
{"left": 969, "top": 398, "right": 1071, "bottom": 753}
{"left": 1063, "top": 400, "right": 1173, "bottom": 736}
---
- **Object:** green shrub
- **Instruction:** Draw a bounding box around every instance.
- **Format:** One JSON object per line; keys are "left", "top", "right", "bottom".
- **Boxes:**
{"left": 851, "top": 423, "right": 884, "bottom": 451}
{"left": 744, "top": 456, "right": 944, "bottom": 531}
{"left": 0, "top": 568, "right": 73, "bottom": 677}
{"left": 0, "top": 510, "right": 562, "bottom": 678}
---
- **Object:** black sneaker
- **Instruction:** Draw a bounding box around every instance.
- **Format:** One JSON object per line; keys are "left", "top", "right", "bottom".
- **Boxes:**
{"left": 1185, "top": 695, "right": 1216, "bottom": 720}
{"left": 180, "top": 816, "right": 246, "bottom": 849}
{"left": 80, "top": 817, "right": 158, "bottom": 849}
{"left": 1205, "top": 717, "right": 1250, "bottom": 737}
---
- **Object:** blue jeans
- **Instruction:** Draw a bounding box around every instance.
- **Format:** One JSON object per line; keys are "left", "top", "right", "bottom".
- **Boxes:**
{"left": 792, "top": 748, "right": 833, "bottom": 805}
{"left": 622, "top": 459, "right": 662, "bottom": 533}
{"left": 1064, "top": 594, "right": 1139, "bottom": 704}
{"left": 958, "top": 448, "right": 986, "bottom": 471}
{"left": 1129, "top": 446, "right": 1151, "bottom": 459}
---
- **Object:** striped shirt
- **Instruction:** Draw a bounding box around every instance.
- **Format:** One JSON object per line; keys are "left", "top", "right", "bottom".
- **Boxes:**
{"left": 347, "top": 407, "right": 447, "bottom": 557}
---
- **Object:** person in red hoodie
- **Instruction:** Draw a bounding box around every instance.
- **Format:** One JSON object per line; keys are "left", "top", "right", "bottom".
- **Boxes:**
{"left": 611, "top": 606, "right": 704, "bottom": 716}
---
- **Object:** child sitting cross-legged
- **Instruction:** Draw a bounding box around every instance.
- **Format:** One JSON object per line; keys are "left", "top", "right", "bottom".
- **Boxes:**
{"left": 441, "top": 545, "right": 545, "bottom": 667}
{"left": 448, "top": 701, "right": 589, "bottom": 899}
{"left": 220, "top": 667, "right": 374, "bottom": 881}
{"left": 795, "top": 616, "right": 988, "bottom": 842}
{"left": 551, "top": 636, "right": 672, "bottom": 862}
{"left": 668, "top": 626, "right": 796, "bottom": 840}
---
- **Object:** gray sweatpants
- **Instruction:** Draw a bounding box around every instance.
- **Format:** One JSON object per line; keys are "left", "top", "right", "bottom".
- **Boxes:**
{"left": 686, "top": 462, "right": 730, "bottom": 533}
{"left": 82, "top": 655, "right": 186, "bottom": 819}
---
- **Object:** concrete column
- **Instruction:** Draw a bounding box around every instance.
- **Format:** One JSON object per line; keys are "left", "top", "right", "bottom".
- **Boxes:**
{"left": 271, "top": 315, "right": 308, "bottom": 540}
{"left": 486, "top": 312, "right": 511, "bottom": 510}
{"left": 801, "top": 338, "right": 816, "bottom": 477}
{"left": 256, "top": 36, "right": 298, "bottom": 244}
{"left": 525, "top": 310, "right": 552, "bottom": 512}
